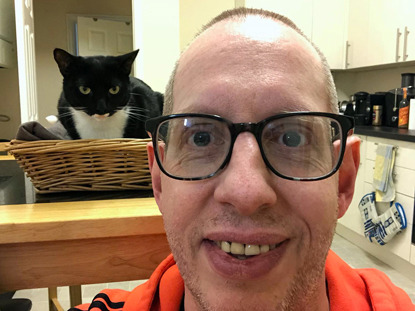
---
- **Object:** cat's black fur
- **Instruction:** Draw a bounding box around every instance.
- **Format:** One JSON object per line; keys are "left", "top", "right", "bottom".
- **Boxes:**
{"left": 53, "top": 48, "right": 163, "bottom": 139}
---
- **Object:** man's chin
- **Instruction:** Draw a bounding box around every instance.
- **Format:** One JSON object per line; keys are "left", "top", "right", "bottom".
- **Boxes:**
{"left": 179, "top": 238, "right": 329, "bottom": 311}
{"left": 180, "top": 242, "right": 298, "bottom": 310}
{"left": 184, "top": 282, "right": 290, "bottom": 311}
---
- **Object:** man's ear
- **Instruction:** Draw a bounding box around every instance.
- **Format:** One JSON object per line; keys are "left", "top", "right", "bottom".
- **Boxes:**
{"left": 147, "top": 142, "right": 163, "bottom": 212}
{"left": 337, "top": 135, "right": 361, "bottom": 218}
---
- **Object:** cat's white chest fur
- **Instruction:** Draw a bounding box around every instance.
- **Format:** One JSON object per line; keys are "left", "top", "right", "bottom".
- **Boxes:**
{"left": 71, "top": 107, "right": 129, "bottom": 139}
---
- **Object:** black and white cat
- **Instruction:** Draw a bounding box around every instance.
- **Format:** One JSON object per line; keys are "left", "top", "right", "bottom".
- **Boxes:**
{"left": 53, "top": 48, "right": 163, "bottom": 139}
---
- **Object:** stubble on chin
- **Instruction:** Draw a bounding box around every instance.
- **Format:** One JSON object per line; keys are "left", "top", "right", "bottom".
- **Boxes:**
{"left": 164, "top": 207, "right": 338, "bottom": 311}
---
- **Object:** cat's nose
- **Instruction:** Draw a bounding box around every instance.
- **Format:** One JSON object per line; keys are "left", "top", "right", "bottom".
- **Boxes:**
{"left": 96, "top": 100, "right": 108, "bottom": 115}
{"left": 93, "top": 113, "right": 110, "bottom": 121}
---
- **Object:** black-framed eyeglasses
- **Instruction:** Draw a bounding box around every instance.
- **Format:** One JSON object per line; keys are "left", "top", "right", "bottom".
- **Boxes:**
{"left": 145, "top": 112, "right": 354, "bottom": 181}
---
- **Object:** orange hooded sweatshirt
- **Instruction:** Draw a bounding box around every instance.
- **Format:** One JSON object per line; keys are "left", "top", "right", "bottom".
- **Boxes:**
{"left": 70, "top": 251, "right": 414, "bottom": 311}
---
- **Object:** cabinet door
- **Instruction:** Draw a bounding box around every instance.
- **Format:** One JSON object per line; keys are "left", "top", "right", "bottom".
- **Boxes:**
{"left": 347, "top": 0, "right": 370, "bottom": 68}
{"left": 347, "top": 0, "right": 403, "bottom": 68}
{"left": 366, "top": 0, "right": 400, "bottom": 66}
{"left": 244, "top": 0, "right": 313, "bottom": 39}
{"left": 400, "top": 0, "right": 415, "bottom": 62}
{"left": 312, "top": 0, "right": 348, "bottom": 69}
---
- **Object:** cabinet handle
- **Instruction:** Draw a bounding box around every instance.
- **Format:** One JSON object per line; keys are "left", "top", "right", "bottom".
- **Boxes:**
{"left": 404, "top": 26, "right": 410, "bottom": 61}
{"left": 396, "top": 28, "right": 402, "bottom": 62}
{"left": 345, "top": 40, "right": 351, "bottom": 69}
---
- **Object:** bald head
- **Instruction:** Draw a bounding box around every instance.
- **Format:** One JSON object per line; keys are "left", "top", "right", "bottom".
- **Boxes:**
{"left": 164, "top": 8, "right": 338, "bottom": 115}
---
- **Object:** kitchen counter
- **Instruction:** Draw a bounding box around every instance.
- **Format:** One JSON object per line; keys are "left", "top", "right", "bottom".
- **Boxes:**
{"left": 354, "top": 126, "right": 415, "bottom": 143}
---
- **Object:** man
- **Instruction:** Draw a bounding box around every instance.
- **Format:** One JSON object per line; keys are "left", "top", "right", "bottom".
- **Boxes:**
{"left": 73, "top": 8, "right": 414, "bottom": 311}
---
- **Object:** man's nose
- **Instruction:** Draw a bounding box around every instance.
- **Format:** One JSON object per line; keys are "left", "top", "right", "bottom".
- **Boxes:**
{"left": 213, "top": 132, "right": 277, "bottom": 216}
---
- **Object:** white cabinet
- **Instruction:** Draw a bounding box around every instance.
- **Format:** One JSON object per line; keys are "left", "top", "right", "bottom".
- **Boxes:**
{"left": 347, "top": 0, "right": 415, "bottom": 68}
{"left": 340, "top": 134, "right": 415, "bottom": 264}
{"left": 312, "top": 0, "right": 348, "bottom": 69}
{"left": 244, "top": 0, "right": 348, "bottom": 69}
{"left": 367, "top": 0, "right": 398, "bottom": 66}
{"left": 346, "top": 0, "right": 370, "bottom": 68}
{"left": 399, "top": 0, "right": 415, "bottom": 62}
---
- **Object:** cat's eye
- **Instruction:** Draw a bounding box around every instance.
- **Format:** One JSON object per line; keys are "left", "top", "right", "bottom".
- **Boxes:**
{"left": 109, "top": 86, "right": 120, "bottom": 95}
{"left": 79, "top": 86, "right": 91, "bottom": 95}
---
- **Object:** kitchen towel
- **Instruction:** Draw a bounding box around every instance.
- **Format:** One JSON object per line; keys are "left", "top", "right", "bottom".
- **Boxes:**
{"left": 373, "top": 144, "right": 396, "bottom": 202}
{"left": 15, "top": 121, "right": 71, "bottom": 141}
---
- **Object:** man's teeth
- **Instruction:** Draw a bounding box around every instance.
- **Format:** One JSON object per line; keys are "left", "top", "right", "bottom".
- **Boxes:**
{"left": 215, "top": 241, "right": 278, "bottom": 256}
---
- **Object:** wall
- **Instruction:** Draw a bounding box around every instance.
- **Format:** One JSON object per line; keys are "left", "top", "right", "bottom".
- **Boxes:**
{"left": 33, "top": 0, "right": 132, "bottom": 127}
{"left": 132, "top": 0, "right": 240, "bottom": 94}
{"left": 132, "top": 0, "right": 180, "bottom": 94}
{"left": 0, "top": 68, "right": 20, "bottom": 140}
{"left": 0, "top": 0, "right": 19, "bottom": 140}
{"left": 179, "top": 0, "right": 236, "bottom": 51}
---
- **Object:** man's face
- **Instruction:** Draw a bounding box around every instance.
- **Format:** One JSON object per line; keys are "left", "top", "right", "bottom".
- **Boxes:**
{"left": 153, "top": 17, "right": 339, "bottom": 311}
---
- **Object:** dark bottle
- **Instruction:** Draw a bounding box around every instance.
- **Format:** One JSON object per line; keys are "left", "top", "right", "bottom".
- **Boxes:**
{"left": 398, "top": 87, "right": 410, "bottom": 129}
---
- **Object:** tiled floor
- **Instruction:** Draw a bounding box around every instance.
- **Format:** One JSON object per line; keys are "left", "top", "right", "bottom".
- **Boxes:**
{"left": 331, "top": 233, "right": 415, "bottom": 303}
{"left": 11, "top": 234, "right": 415, "bottom": 310}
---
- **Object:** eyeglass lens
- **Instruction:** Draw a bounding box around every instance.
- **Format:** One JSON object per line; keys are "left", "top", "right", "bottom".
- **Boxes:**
{"left": 155, "top": 115, "right": 342, "bottom": 180}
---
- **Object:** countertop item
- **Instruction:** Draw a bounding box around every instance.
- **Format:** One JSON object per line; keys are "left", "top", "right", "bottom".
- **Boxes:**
{"left": 354, "top": 126, "right": 415, "bottom": 143}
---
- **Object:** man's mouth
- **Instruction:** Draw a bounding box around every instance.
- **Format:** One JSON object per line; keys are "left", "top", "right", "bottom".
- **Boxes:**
{"left": 204, "top": 237, "right": 289, "bottom": 278}
{"left": 212, "top": 240, "right": 283, "bottom": 260}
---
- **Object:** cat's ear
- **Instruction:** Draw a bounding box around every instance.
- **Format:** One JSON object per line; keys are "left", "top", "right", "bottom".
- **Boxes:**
{"left": 119, "top": 49, "right": 139, "bottom": 75}
{"left": 53, "top": 48, "right": 75, "bottom": 76}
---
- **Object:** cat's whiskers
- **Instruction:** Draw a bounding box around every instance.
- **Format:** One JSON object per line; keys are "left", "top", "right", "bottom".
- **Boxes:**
{"left": 126, "top": 106, "right": 150, "bottom": 113}
{"left": 122, "top": 109, "right": 149, "bottom": 122}
{"left": 57, "top": 112, "right": 75, "bottom": 118}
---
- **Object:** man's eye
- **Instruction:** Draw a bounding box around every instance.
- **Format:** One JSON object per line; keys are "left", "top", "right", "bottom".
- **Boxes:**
{"left": 109, "top": 86, "right": 120, "bottom": 95}
{"left": 279, "top": 131, "right": 306, "bottom": 147}
{"left": 189, "top": 131, "right": 211, "bottom": 147}
{"left": 79, "top": 86, "right": 91, "bottom": 95}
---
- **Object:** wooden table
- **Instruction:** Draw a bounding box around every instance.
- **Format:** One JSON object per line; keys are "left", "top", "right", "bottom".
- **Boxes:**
{"left": 0, "top": 198, "right": 170, "bottom": 310}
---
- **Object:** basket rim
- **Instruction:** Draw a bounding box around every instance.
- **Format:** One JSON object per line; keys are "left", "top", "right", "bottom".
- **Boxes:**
{"left": 6, "top": 138, "right": 152, "bottom": 154}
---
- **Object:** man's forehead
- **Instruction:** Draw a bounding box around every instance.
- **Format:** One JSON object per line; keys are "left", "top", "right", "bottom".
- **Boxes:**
{"left": 210, "top": 15, "right": 291, "bottom": 43}
{"left": 181, "top": 15, "right": 315, "bottom": 62}
{"left": 176, "top": 15, "right": 319, "bottom": 82}
{"left": 172, "top": 14, "right": 327, "bottom": 115}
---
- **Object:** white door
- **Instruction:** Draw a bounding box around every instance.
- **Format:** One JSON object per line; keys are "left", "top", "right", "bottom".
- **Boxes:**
{"left": 14, "top": 0, "right": 38, "bottom": 123}
{"left": 77, "top": 17, "right": 133, "bottom": 56}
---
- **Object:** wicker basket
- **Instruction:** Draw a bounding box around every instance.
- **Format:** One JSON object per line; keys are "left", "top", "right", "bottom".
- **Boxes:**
{"left": 6, "top": 138, "right": 153, "bottom": 193}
